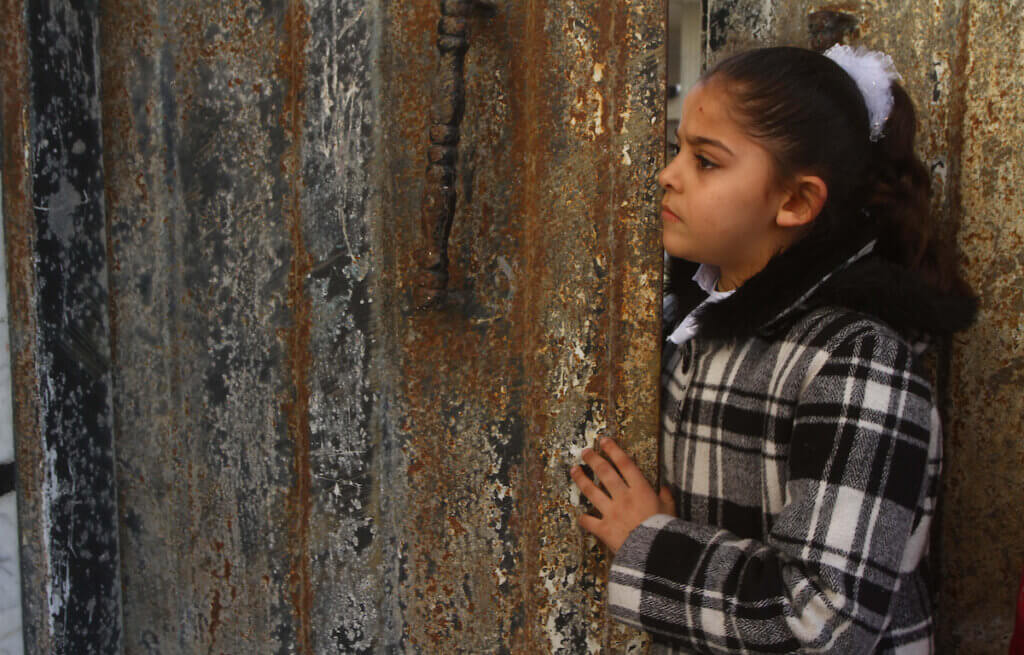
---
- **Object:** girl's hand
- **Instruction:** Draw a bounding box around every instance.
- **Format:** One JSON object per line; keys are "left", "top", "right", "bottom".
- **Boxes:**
{"left": 569, "top": 438, "right": 677, "bottom": 554}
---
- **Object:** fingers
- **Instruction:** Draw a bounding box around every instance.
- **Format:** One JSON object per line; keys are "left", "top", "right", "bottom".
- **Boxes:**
{"left": 578, "top": 512, "right": 602, "bottom": 537}
{"left": 570, "top": 464, "right": 611, "bottom": 513}
{"left": 597, "top": 438, "right": 646, "bottom": 489}
{"left": 581, "top": 446, "right": 629, "bottom": 497}
{"left": 570, "top": 442, "right": 662, "bottom": 555}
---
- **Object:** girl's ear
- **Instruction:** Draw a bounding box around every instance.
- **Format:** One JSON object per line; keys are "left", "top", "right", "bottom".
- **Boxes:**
{"left": 776, "top": 175, "right": 828, "bottom": 228}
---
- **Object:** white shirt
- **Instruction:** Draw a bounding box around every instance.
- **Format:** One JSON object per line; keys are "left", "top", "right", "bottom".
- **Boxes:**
{"left": 665, "top": 264, "right": 735, "bottom": 345}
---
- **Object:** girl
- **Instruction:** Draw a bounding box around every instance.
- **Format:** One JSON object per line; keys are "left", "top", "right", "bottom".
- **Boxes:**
{"left": 569, "top": 46, "right": 976, "bottom": 653}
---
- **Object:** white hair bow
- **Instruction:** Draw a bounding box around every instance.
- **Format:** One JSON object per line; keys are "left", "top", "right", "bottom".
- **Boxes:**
{"left": 824, "top": 44, "right": 903, "bottom": 141}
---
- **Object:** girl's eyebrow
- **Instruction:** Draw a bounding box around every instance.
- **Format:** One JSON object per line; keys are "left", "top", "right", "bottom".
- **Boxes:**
{"left": 684, "top": 134, "right": 734, "bottom": 156}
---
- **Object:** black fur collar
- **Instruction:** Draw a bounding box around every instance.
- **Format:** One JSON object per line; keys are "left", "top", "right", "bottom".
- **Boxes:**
{"left": 668, "top": 221, "right": 977, "bottom": 343}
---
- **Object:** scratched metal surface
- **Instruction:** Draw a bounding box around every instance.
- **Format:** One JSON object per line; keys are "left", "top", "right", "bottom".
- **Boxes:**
{"left": 708, "top": 1, "right": 1024, "bottom": 652}
{"left": 99, "top": 0, "right": 664, "bottom": 653}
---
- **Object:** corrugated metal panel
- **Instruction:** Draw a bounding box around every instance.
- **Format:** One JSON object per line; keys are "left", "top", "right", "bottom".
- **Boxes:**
{"left": 707, "top": 1, "right": 1024, "bottom": 651}
{"left": 94, "top": 0, "right": 664, "bottom": 652}
{"left": 936, "top": 2, "right": 1024, "bottom": 651}
{"left": 384, "top": 2, "right": 663, "bottom": 651}
{"left": 101, "top": 1, "right": 393, "bottom": 650}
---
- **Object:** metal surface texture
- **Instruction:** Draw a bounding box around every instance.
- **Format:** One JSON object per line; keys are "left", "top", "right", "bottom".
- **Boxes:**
{"left": 95, "top": 0, "right": 663, "bottom": 652}
{"left": 806, "top": 9, "right": 859, "bottom": 52}
{"left": 2, "top": 1, "right": 123, "bottom": 652}
{"left": 101, "top": 0, "right": 392, "bottom": 651}
{"left": 386, "top": 0, "right": 664, "bottom": 651}
{"left": 706, "top": 1, "right": 1024, "bottom": 651}
{"left": 0, "top": 0, "right": 46, "bottom": 651}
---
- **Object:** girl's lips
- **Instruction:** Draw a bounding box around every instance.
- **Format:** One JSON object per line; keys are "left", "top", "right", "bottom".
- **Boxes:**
{"left": 661, "top": 207, "right": 681, "bottom": 222}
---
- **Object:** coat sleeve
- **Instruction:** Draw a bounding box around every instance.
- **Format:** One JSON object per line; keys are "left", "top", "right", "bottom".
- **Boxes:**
{"left": 608, "top": 330, "right": 941, "bottom": 653}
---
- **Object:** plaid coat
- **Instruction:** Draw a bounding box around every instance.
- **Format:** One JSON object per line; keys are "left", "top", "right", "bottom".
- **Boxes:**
{"left": 608, "top": 226, "right": 975, "bottom": 654}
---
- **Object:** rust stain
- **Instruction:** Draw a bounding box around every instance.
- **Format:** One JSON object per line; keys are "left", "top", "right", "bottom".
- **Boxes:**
{"left": 208, "top": 548, "right": 235, "bottom": 647}
{"left": 0, "top": 0, "right": 41, "bottom": 507}
{"left": 599, "top": 0, "right": 622, "bottom": 441}
{"left": 505, "top": 1, "right": 553, "bottom": 650}
{"left": 446, "top": 515, "right": 466, "bottom": 535}
{"left": 942, "top": 0, "right": 973, "bottom": 249}
{"left": 209, "top": 588, "right": 223, "bottom": 647}
{"left": 277, "top": 3, "right": 314, "bottom": 653}
{"left": 0, "top": 3, "right": 48, "bottom": 652}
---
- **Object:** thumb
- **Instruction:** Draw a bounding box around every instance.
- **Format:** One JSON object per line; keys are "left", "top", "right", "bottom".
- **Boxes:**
{"left": 659, "top": 485, "right": 677, "bottom": 516}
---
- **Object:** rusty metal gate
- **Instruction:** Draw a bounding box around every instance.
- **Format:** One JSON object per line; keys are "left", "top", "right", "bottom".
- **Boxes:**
{"left": 3, "top": 0, "right": 1021, "bottom": 653}
{"left": 4, "top": 0, "right": 665, "bottom": 652}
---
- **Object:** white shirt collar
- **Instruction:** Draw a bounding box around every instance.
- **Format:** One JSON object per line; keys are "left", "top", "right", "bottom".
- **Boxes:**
{"left": 665, "top": 264, "right": 735, "bottom": 344}
{"left": 692, "top": 263, "right": 733, "bottom": 298}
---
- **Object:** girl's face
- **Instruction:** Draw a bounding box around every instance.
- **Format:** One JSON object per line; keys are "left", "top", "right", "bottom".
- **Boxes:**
{"left": 659, "top": 80, "right": 793, "bottom": 289}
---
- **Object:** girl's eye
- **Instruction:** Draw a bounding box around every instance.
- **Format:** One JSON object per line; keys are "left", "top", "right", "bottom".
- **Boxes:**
{"left": 695, "top": 154, "right": 717, "bottom": 170}
{"left": 669, "top": 142, "right": 681, "bottom": 157}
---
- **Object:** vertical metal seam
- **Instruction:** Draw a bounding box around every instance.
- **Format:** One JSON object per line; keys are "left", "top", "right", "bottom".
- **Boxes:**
{"left": 1, "top": 0, "right": 44, "bottom": 651}
{"left": 281, "top": 3, "right": 314, "bottom": 653}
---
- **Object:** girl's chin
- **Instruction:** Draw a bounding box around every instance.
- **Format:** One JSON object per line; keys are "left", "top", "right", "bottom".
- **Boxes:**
{"left": 662, "top": 237, "right": 693, "bottom": 260}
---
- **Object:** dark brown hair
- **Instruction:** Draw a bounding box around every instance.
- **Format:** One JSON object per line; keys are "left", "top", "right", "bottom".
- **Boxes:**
{"left": 681, "top": 46, "right": 970, "bottom": 297}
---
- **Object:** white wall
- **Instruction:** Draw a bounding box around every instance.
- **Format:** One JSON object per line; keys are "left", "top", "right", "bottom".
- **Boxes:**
{"left": 0, "top": 178, "right": 24, "bottom": 655}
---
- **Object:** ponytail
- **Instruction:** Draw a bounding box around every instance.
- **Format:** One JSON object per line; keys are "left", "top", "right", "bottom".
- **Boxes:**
{"left": 867, "top": 84, "right": 972, "bottom": 297}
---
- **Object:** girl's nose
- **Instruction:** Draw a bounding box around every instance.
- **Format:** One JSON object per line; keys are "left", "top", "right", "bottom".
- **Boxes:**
{"left": 658, "top": 158, "right": 681, "bottom": 192}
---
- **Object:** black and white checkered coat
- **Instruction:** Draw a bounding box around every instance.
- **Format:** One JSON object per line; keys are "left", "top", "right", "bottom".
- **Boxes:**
{"left": 608, "top": 227, "right": 975, "bottom": 654}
